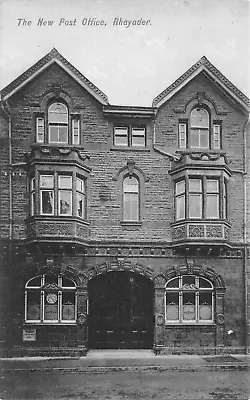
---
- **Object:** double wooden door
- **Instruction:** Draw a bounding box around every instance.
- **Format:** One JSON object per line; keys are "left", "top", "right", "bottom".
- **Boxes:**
{"left": 88, "top": 272, "right": 153, "bottom": 349}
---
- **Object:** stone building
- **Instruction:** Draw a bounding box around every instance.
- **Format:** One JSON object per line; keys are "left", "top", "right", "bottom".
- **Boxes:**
{"left": 0, "top": 48, "right": 249, "bottom": 356}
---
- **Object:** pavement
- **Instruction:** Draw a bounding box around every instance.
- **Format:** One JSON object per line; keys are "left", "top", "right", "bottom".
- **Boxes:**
{"left": 0, "top": 350, "right": 249, "bottom": 373}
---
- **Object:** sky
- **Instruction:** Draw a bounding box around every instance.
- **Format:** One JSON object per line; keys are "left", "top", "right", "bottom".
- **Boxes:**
{"left": 0, "top": 0, "right": 249, "bottom": 106}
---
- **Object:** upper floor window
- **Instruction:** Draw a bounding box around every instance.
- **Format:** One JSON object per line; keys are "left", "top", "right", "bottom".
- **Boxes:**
{"left": 178, "top": 107, "right": 221, "bottom": 150}
{"left": 35, "top": 102, "right": 80, "bottom": 145}
{"left": 123, "top": 176, "right": 139, "bottom": 221}
{"left": 114, "top": 126, "right": 146, "bottom": 148}
{"left": 30, "top": 173, "right": 86, "bottom": 219}
{"left": 25, "top": 274, "right": 77, "bottom": 324}
{"left": 165, "top": 275, "right": 214, "bottom": 324}
{"left": 175, "top": 177, "right": 227, "bottom": 221}
{"left": 48, "top": 102, "right": 68, "bottom": 143}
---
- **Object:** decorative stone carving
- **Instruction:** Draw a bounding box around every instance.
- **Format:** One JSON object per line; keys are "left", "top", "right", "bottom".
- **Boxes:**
{"left": 173, "top": 226, "right": 186, "bottom": 240}
{"left": 189, "top": 225, "right": 205, "bottom": 238}
{"left": 206, "top": 225, "right": 223, "bottom": 238}
{"left": 76, "top": 224, "right": 89, "bottom": 238}
{"left": 78, "top": 313, "right": 87, "bottom": 325}
{"left": 156, "top": 314, "right": 165, "bottom": 326}
{"left": 216, "top": 314, "right": 225, "bottom": 325}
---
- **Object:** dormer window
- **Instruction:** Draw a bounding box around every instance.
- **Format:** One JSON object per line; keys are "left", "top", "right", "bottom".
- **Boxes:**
{"left": 48, "top": 102, "right": 68, "bottom": 143}
{"left": 178, "top": 107, "right": 222, "bottom": 150}
{"left": 35, "top": 101, "right": 80, "bottom": 145}
{"left": 190, "top": 108, "right": 209, "bottom": 148}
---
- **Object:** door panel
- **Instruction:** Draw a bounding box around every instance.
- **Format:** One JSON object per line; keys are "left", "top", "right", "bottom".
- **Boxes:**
{"left": 88, "top": 272, "right": 153, "bottom": 349}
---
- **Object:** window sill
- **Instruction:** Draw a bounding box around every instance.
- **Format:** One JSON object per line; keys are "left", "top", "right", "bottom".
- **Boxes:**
{"left": 111, "top": 146, "right": 150, "bottom": 152}
{"left": 120, "top": 221, "right": 142, "bottom": 230}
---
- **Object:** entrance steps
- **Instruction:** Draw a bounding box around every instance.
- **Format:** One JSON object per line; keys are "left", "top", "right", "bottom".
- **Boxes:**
{"left": 86, "top": 350, "right": 155, "bottom": 359}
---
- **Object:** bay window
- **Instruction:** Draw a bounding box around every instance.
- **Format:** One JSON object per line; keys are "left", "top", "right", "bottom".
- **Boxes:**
{"left": 31, "top": 173, "right": 86, "bottom": 218}
{"left": 175, "top": 176, "right": 227, "bottom": 221}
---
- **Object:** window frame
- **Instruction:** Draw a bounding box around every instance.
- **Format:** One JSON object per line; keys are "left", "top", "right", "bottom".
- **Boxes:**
{"left": 25, "top": 274, "right": 77, "bottom": 324}
{"left": 48, "top": 102, "right": 69, "bottom": 144}
{"left": 35, "top": 102, "right": 81, "bottom": 146}
{"left": 123, "top": 175, "right": 140, "bottom": 222}
{"left": 175, "top": 176, "right": 225, "bottom": 221}
{"left": 165, "top": 275, "right": 214, "bottom": 325}
{"left": 114, "top": 125, "right": 146, "bottom": 148}
{"left": 33, "top": 173, "right": 86, "bottom": 218}
{"left": 178, "top": 107, "right": 222, "bottom": 150}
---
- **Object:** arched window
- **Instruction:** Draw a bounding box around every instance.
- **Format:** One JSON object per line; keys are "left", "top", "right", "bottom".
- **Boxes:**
{"left": 48, "top": 102, "right": 68, "bottom": 143}
{"left": 25, "top": 274, "right": 77, "bottom": 324}
{"left": 123, "top": 176, "right": 139, "bottom": 221}
{"left": 190, "top": 108, "right": 209, "bottom": 148}
{"left": 165, "top": 275, "right": 214, "bottom": 324}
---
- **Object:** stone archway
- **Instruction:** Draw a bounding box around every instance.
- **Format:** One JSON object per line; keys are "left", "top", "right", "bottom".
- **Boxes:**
{"left": 79, "top": 262, "right": 155, "bottom": 349}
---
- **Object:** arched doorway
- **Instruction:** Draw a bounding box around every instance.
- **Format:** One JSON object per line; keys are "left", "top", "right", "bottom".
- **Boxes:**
{"left": 88, "top": 271, "right": 154, "bottom": 349}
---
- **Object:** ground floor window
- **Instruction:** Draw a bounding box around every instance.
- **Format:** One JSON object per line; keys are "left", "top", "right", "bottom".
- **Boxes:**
{"left": 25, "top": 274, "right": 77, "bottom": 324}
{"left": 165, "top": 275, "right": 214, "bottom": 324}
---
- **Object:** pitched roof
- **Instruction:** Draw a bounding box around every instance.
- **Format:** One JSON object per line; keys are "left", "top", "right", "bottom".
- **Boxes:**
{"left": 152, "top": 56, "right": 250, "bottom": 112}
{"left": 0, "top": 48, "right": 109, "bottom": 105}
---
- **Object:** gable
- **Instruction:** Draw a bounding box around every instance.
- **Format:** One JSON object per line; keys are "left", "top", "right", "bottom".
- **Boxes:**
{"left": 0, "top": 48, "right": 109, "bottom": 105}
{"left": 152, "top": 57, "right": 250, "bottom": 113}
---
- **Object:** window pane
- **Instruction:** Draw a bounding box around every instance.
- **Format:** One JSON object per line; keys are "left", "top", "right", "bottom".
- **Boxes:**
{"left": 114, "top": 127, "right": 128, "bottom": 146}
{"left": 176, "top": 195, "right": 185, "bottom": 220}
{"left": 199, "top": 278, "right": 213, "bottom": 288}
{"left": 200, "top": 130, "right": 209, "bottom": 148}
{"left": 189, "top": 179, "right": 202, "bottom": 192}
{"left": 213, "top": 124, "right": 221, "bottom": 149}
{"left": 49, "top": 126, "right": 59, "bottom": 142}
{"left": 27, "top": 291, "right": 40, "bottom": 320}
{"left": 190, "top": 130, "right": 200, "bottom": 147}
{"left": 31, "top": 192, "right": 35, "bottom": 216}
{"left": 124, "top": 193, "right": 138, "bottom": 221}
{"left": 166, "top": 293, "right": 179, "bottom": 320}
{"left": 44, "top": 305, "right": 58, "bottom": 320}
{"left": 62, "top": 292, "right": 75, "bottom": 320}
{"left": 131, "top": 128, "right": 145, "bottom": 147}
{"left": 179, "top": 123, "right": 187, "bottom": 148}
{"left": 182, "top": 276, "right": 195, "bottom": 286}
{"left": 176, "top": 180, "right": 185, "bottom": 195}
{"left": 199, "top": 292, "right": 212, "bottom": 320}
{"left": 77, "top": 193, "right": 85, "bottom": 218}
{"left": 45, "top": 275, "right": 58, "bottom": 285}
{"left": 48, "top": 103, "right": 68, "bottom": 123}
{"left": 62, "top": 277, "right": 75, "bottom": 288}
{"left": 76, "top": 178, "right": 84, "bottom": 193}
{"left": 40, "top": 176, "right": 54, "bottom": 188}
{"left": 59, "top": 191, "right": 72, "bottom": 215}
{"left": 207, "top": 180, "right": 219, "bottom": 193}
{"left": 41, "top": 191, "right": 54, "bottom": 214}
{"left": 36, "top": 118, "right": 44, "bottom": 143}
{"left": 191, "top": 109, "right": 209, "bottom": 128}
{"left": 59, "top": 126, "right": 68, "bottom": 143}
{"left": 123, "top": 177, "right": 138, "bottom": 193}
{"left": 59, "top": 176, "right": 72, "bottom": 189}
{"left": 27, "top": 277, "right": 41, "bottom": 287}
{"left": 72, "top": 119, "right": 80, "bottom": 145}
{"left": 183, "top": 292, "right": 196, "bottom": 320}
{"left": 189, "top": 194, "right": 202, "bottom": 218}
{"left": 206, "top": 194, "right": 219, "bottom": 218}
{"left": 166, "top": 278, "right": 179, "bottom": 288}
